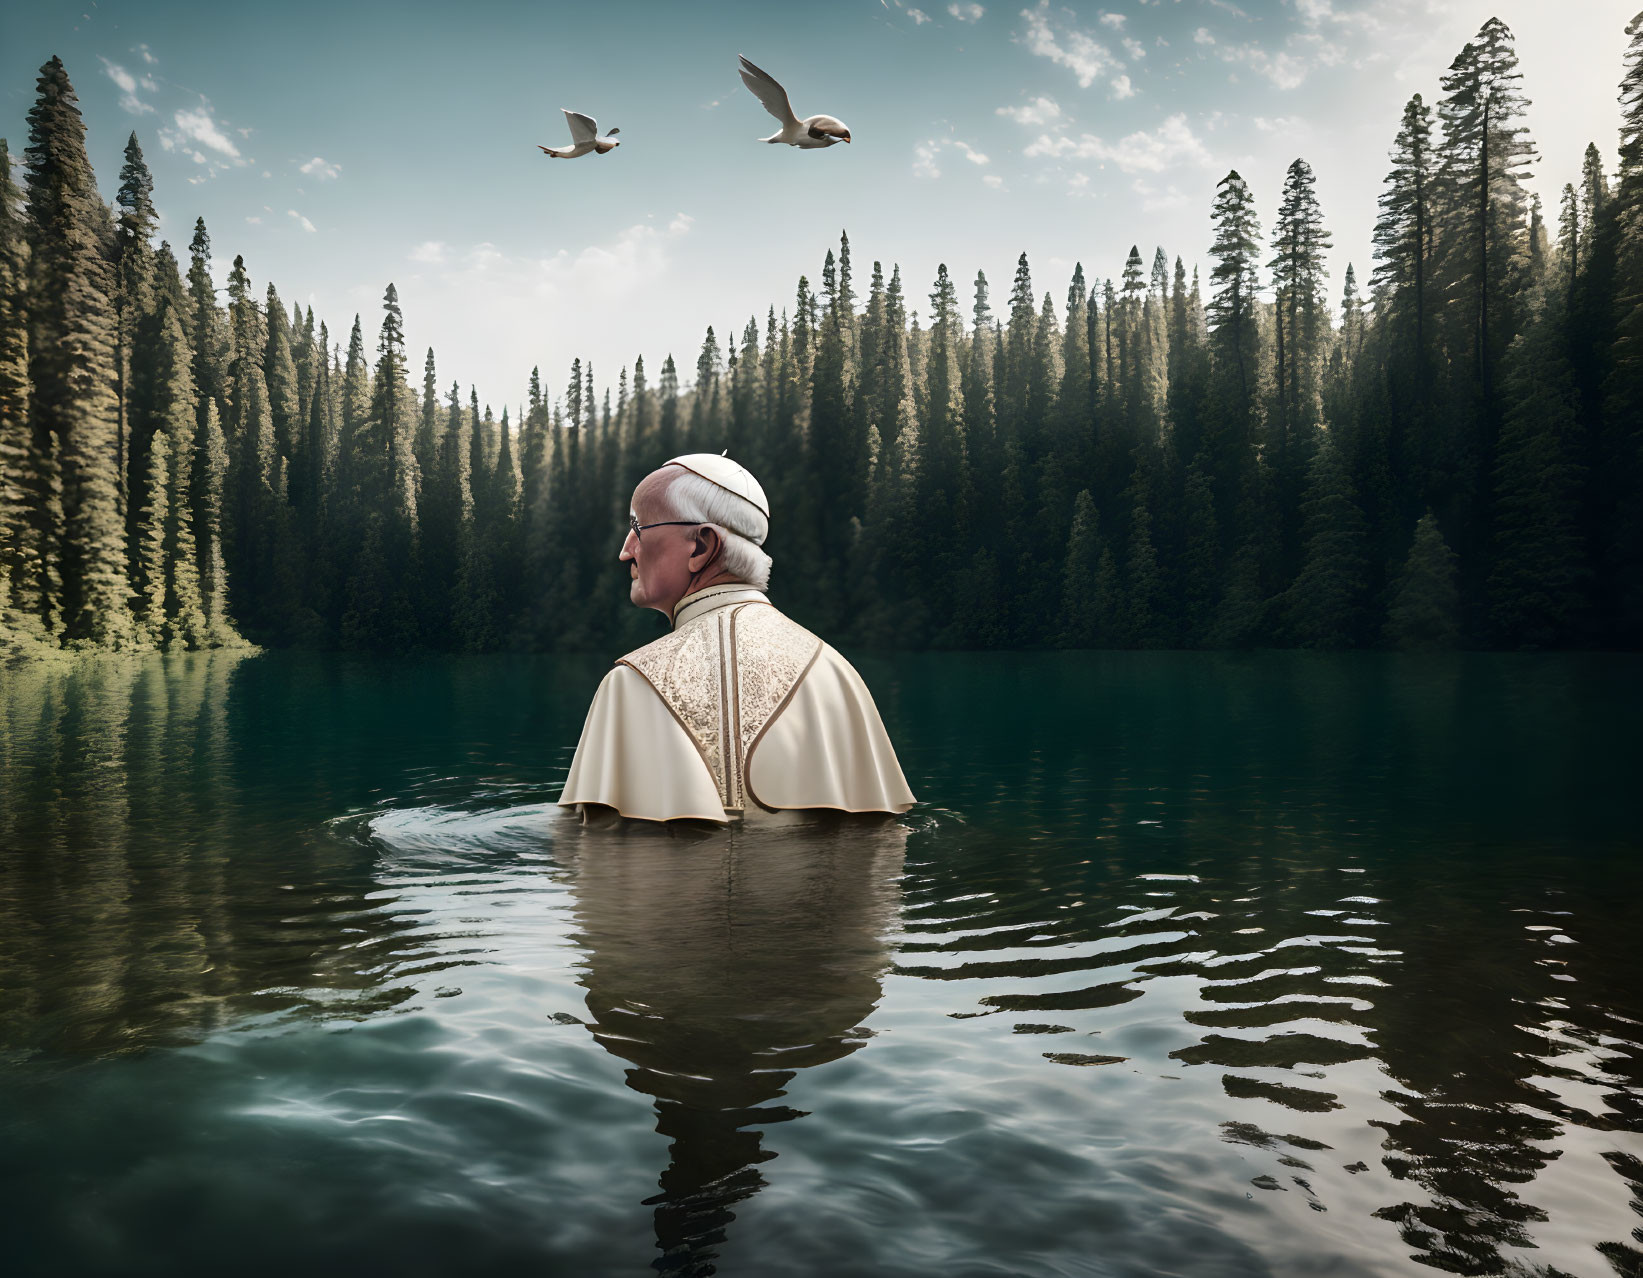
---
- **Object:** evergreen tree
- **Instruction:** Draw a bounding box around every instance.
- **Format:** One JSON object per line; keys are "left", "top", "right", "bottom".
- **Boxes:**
{"left": 1285, "top": 432, "right": 1369, "bottom": 648}
{"left": 1433, "top": 15, "right": 1537, "bottom": 581}
{"left": 193, "top": 398, "right": 240, "bottom": 646}
{"left": 1488, "top": 289, "right": 1588, "bottom": 647}
{"left": 131, "top": 404, "right": 168, "bottom": 642}
{"left": 1122, "top": 476, "right": 1166, "bottom": 647}
{"left": 1204, "top": 170, "right": 1265, "bottom": 554}
{"left": 691, "top": 325, "right": 722, "bottom": 440}
{"left": 1058, "top": 489, "right": 1108, "bottom": 646}
{"left": 113, "top": 131, "right": 157, "bottom": 543}
{"left": 1178, "top": 460, "right": 1219, "bottom": 646}
{"left": 24, "top": 57, "right": 136, "bottom": 646}
{"left": 1207, "top": 172, "right": 1263, "bottom": 414}
{"left": 0, "top": 135, "right": 49, "bottom": 638}
{"left": 1028, "top": 290, "right": 1061, "bottom": 435}
{"left": 1058, "top": 263, "right": 1092, "bottom": 456}
{"left": 1385, "top": 511, "right": 1461, "bottom": 648}
{"left": 223, "top": 255, "right": 282, "bottom": 632}
{"left": 1603, "top": 10, "right": 1643, "bottom": 640}
{"left": 263, "top": 282, "right": 299, "bottom": 463}
{"left": 341, "top": 282, "right": 419, "bottom": 652}
{"left": 1001, "top": 251, "right": 1036, "bottom": 433}
{"left": 1372, "top": 94, "right": 1437, "bottom": 368}
{"left": 418, "top": 348, "right": 440, "bottom": 492}
{"left": 186, "top": 218, "right": 227, "bottom": 434}
{"left": 1269, "top": 158, "right": 1332, "bottom": 440}
{"left": 1137, "top": 249, "right": 1171, "bottom": 443}
{"left": 340, "top": 315, "right": 370, "bottom": 484}
{"left": 146, "top": 295, "right": 208, "bottom": 646}
{"left": 1268, "top": 158, "right": 1332, "bottom": 579}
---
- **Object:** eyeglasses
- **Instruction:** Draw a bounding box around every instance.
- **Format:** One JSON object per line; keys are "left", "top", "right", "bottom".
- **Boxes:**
{"left": 628, "top": 514, "right": 700, "bottom": 544}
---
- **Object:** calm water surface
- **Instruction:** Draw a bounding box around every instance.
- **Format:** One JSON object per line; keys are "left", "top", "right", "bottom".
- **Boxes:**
{"left": 1, "top": 650, "right": 1640, "bottom": 1277}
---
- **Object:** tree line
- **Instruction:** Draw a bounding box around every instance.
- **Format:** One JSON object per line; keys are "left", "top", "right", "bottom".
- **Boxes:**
{"left": 3, "top": 15, "right": 1641, "bottom": 659}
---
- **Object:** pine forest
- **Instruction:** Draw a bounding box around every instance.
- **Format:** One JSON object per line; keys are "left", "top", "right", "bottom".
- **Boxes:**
{"left": 3, "top": 15, "right": 1643, "bottom": 660}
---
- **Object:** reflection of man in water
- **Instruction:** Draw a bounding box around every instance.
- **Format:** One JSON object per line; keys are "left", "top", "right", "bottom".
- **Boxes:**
{"left": 562, "top": 825, "right": 906, "bottom": 1275}
{"left": 558, "top": 454, "right": 915, "bottom": 825}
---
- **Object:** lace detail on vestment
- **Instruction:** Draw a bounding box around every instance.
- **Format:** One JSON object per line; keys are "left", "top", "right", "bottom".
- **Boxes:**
{"left": 619, "top": 602, "right": 822, "bottom": 811}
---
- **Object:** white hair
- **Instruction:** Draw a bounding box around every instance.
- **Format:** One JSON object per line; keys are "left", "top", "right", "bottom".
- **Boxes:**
{"left": 657, "top": 469, "right": 773, "bottom": 591}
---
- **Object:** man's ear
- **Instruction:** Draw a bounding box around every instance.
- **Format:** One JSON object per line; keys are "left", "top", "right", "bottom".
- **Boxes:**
{"left": 688, "top": 526, "right": 723, "bottom": 572}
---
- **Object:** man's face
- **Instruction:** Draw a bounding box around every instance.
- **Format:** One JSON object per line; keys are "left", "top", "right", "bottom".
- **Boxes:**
{"left": 620, "top": 476, "right": 700, "bottom": 615}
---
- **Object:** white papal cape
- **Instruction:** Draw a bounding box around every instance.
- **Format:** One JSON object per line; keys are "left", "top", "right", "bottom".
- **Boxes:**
{"left": 558, "top": 584, "right": 916, "bottom": 823}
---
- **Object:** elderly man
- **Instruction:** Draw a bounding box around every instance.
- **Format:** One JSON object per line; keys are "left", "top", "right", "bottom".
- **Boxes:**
{"left": 558, "top": 453, "right": 915, "bottom": 825}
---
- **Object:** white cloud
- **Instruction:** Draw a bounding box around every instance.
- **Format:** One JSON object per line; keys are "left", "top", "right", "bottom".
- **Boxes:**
{"left": 170, "top": 105, "right": 241, "bottom": 159}
{"left": 287, "top": 210, "right": 316, "bottom": 233}
{"left": 440, "top": 215, "right": 693, "bottom": 301}
{"left": 245, "top": 216, "right": 261, "bottom": 225}
{"left": 1099, "top": 11, "right": 1126, "bottom": 28}
{"left": 133, "top": 43, "right": 157, "bottom": 65}
{"left": 1018, "top": 1, "right": 1128, "bottom": 94}
{"left": 410, "top": 241, "right": 447, "bottom": 265}
{"left": 1110, "top": 74, "right": 1135, "bottom": 99}
{"left": 914, "top": 138, "right": 990, "bottom": 178}
{"left": 466, "top": 243, "right": 504, "bottom": 272}
{"left": 1131, "top": 177, "right": 1192, "bottom": 212}
{"left": 1194, "top": 27, "right": 1216, "bottom": 45}
{"left": 948, "top": 2, "right": 985, "bottom": 21}
{"left": 299, "top": 156, "right": 341, "bottom": 180}
{"left": 907, "top": 6, "right": 931, "bottom": 23}
{"left": 996, "top": 95, "right": 1063, "bottom": 126}
{"left": 99, "top": 57, "right": 154, "bottom": 115}
{"left": 1123, "top": 37, "right": 1145, "bottom": 60}
{"left": 1253, "top": 115, "right": 1306, "bottom": 134}
{"left": 1211, "top": 33, "right": 1342, "bottom": 90}
{"left": 386, "top": 214, "right": 698, "bottom": 407}
{"left": 1023, "top": 112, "right": 1211, "bottom": 173}
{"left": 101, "top": 57, "right": 137, "bottom": 92}
{"left": 983, "top": 173, "right": 1005, "bottom": 189}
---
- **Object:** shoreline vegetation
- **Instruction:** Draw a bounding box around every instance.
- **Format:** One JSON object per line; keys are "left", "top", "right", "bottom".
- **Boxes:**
{"left": 2, "top": 15, "right": 1642, "bottom": 663}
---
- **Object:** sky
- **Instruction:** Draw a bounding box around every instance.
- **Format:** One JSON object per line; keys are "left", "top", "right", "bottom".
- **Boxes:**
{"left": 2, "top": 0, "right": 1636, "bottom": 416}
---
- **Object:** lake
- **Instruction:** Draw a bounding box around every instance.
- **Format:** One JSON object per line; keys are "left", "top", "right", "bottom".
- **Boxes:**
{"left": 1, "top": 650, "right": 1640, "bottom": 1277}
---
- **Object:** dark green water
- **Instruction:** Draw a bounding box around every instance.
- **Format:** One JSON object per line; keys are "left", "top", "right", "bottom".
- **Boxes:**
{"left": 1, "top": 650, "right": 1640, "bottom": 1277}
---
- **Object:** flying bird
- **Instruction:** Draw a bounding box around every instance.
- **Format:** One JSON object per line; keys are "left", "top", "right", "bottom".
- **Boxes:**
{"left": 539, "top": 109, "right": 620, "bottom": 159}
{"left": 737, "top": 56, "right": 851, "bottom": 148}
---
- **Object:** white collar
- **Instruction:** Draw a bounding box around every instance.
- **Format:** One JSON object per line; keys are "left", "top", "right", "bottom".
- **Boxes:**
{"left": 670, "top": 583, "right": 770, "bottom": 630}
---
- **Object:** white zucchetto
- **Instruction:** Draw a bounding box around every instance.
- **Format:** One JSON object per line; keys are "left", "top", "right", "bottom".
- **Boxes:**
{"left": 663, "top": 454, "right": 770, "bottom": 536}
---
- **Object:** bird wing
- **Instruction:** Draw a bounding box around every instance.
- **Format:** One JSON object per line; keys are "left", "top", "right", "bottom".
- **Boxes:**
{"left": 738, "top": 55, "right": 800, "bottom": 128}
{"left": 562, "top": 109, "right": 599, "bottom": 144}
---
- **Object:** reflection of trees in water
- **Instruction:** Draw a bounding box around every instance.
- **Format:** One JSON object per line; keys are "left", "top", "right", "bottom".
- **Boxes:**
{"left": 883, "top": 653, "right": 1643, "bottom": 1276}
{"left": 561, "top": 822, "right": 906, "bottom": 1276}
{"left": 0, "top": 655, "right": 427, "bottom": 1058}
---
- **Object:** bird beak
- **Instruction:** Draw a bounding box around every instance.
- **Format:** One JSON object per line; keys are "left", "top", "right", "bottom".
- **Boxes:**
{"left": 841, "top": 134, "right": 852, "bottom": 143}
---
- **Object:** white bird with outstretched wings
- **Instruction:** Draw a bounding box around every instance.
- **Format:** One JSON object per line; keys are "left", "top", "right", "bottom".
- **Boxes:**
{"left": 738, "top": 56, "right": 851, "bottom": 148}
{"left": 539, "top": 109, "right": 621, "bottom": 159}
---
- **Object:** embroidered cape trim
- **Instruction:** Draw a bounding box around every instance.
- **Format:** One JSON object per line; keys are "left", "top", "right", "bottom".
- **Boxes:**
{"left": 618, "top": 602, "right": 823, "bottom": 811}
